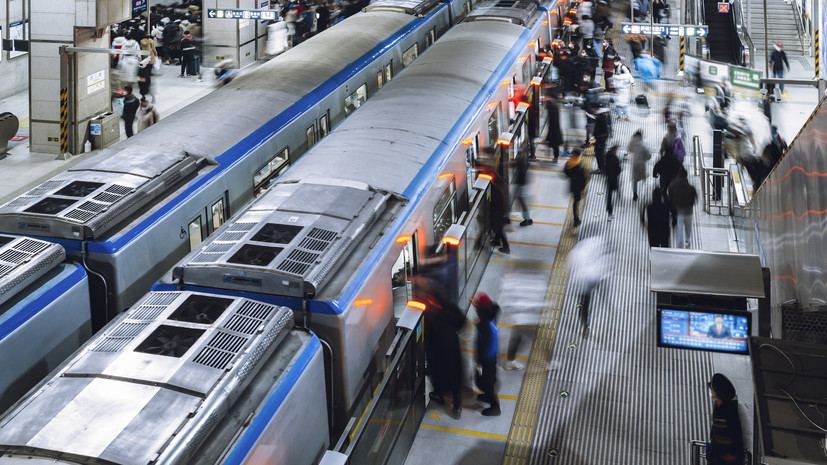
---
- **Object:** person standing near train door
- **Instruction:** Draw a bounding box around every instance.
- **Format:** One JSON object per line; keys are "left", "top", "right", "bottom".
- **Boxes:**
{"left": 422, "top": 278, "right": 466, "bottom": 420}
{"left": 545, "top": 91, "right": 565, "bottom": 163}
{"left": 564, "top": 149, "right": 587, "bottom": 227}
{"left": 471, "top": 292, "right": 501, "bottom": 417}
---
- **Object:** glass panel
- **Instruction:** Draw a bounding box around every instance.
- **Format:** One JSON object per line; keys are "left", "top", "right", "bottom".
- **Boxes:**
{"left": 463, "top": 0, "right": 471, "bottom": 15}
{"left": 385, "top": 62, "right": 393, "bottom": 81}
{"left": 433, "top": 182, "right": 456, "bottom": 244}
{"left": 507, "top": 79, "right": 516, "bottom": 120}
{"left": 487, "top": 104, "right": 500, "bottom": 148}
{"left": 306, "top": 125, "right": 316, "bottom": 149}
{"left": 211, "top": 198, "right": 225, "bottom": 230}
{"left": 254, "top": 148, "right": 289, "bottom": 194}
{"left": 377, "top": 71, "right": 384, "bottom": 89}
{"left": 522, "top": 58, "right": 531, "bottom": 85}
{"left": 402, "top": 44, "right": 418, "bottom": 67}
{"left": 319, "top": 114, "right": 329, "bottom": 138}
{"left": 344, "top": 84, "right": 368, "bottom": 115}
{"left": 392, "top": 238, "right": 416, "bottom": 319}
{"left": 188, "top": 216, "right": 203, "bottom": 251}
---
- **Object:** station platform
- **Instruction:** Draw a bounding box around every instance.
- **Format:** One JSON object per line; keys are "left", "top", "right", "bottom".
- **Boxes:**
{"left": 403, "top": 27, "right": 818, "bottom": 465}
{"left": 0, "top": 60, "right": 250, "bottom": 204}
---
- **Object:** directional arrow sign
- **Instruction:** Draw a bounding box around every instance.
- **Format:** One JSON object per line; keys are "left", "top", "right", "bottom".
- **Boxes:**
{"left": 207, "top": 9, "right": 278, "bottom": 21}
{"left": 620, "top": 22, "right": 708, "bottom": 37}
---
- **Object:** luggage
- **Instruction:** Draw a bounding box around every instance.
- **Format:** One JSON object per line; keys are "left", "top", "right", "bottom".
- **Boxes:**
{"left": 635, "top": 94, "right": 649, "bottom": 107}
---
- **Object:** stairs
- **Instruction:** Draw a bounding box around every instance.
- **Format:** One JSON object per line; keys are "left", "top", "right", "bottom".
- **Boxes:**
{"left": 704, "top": 0, "right": 736, "bottom": 63}
{"left": 748, "top": 0, "right": 805, "bottom": 55}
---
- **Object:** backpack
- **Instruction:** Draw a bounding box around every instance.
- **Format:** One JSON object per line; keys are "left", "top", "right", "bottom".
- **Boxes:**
{"left": 673, "top": 135, "right": 686, "bottom": 162}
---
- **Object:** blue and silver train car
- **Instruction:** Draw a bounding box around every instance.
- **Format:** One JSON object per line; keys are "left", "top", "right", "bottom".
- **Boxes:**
{"left": 0, "top": 0, "right": 471, "bottom": 331}
{"left": 0, "top": 234, "right": 90, "bottom": 413}
{"left": 161, "top": 0, "right": 556, "bottom": 438}
{"left": 0, "top": 293, "right": 327, "bottom": 465}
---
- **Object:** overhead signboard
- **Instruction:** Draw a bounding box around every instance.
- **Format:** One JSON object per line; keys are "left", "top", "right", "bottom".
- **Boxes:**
{"left": 729, "top": 65, "right": 762, "bottom": 90}
{"left": 206, "top": 9, "right": 277, "bottom": 21}
{"left": 620, "top": 22, "right": 708, "bottom": 38}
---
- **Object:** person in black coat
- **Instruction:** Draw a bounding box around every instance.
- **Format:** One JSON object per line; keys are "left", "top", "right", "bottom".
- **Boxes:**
{"left": 640, "top": 187, "right": 671, "bottom": 247}
{"left": 423, "top": 279, "right": 466, "bottom": 419}
{"left": 564, "top": 149, "right": 587, "bottom": 227}
{"left": 488, "top": 168, "right": 511, "bottom": 254}
{"left": 653, "top": 122, "right": 682, "bottom": 203}
{"left": 605, "top": 145, "right": 621, "bottom": 219}
{"left": 316, "top": 3, "right": 331, "bottom": 32}
{"left": 121, "top": 86, "right": 140, "bottom": 138}
{"left": 545, "top": 92, "right": 564, "bottom": 162}
{"left": 526, "top": 97, "right": 539, "bottom": 160}
{"left": 513, "top": 151, "right": 532, "bottom": 226}
{"left": 592, "top": 106, "right": 611, "bottom": 172}
{"left": 162, "top": 20, "right": 182, "bottom": 65}
{"left": 707, "top": 373, "right": 744, "bottom": 465}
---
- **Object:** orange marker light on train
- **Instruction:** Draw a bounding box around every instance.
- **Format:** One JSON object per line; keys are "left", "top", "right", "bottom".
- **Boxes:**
{"left": 438, "top": 173, "right": 454, "bottom": 179}
{"left": 461, "top": 139, "right": 473, "bottom": 145}
{"left": 517, "top": 102, "right": 530, "bottom": 111}
{"left": 530, "top": 77, "right": 542, "bottom": 86}
{"left": 528, "top": 41, "right": 536, "bottom": 47}
{"left": 478, "top": 173, "right": 493, "bottom": 181}
{"left": 497, "top": 139, "right": 511, "bottom": 146}
{"left": 395, "top": 235, "right": 412, "bottom": 243}
{"left": 442, "top": 236, "right": 460, "bottom": 246}
{"left": 354, "top": 299, "right": 373, "bottom": 306}
{"left": 543, "top": 19, "right": 549, "bottom": 24}
{"left": 407, "top": 301, "right": 426, "bottom": 311}
{"left": 501, "top": 80, "right": 510, "bottom": 86}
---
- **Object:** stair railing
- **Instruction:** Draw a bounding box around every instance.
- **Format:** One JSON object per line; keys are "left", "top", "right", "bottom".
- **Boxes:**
{"left": 790, "top": 0, "right": 810, "bottom": 54}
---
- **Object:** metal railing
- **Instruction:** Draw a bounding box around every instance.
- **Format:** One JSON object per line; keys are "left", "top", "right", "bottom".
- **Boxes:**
{"left": 790, "top": 0, "right": 810, "bottom": 53}
{"left": 690, "top": 440, "right": 753, "bottom": 464}
{"left": 692, "top": 135, "right": 734, "bottom": 215}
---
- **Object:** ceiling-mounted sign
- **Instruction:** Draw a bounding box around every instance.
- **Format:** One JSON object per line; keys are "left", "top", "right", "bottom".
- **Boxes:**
{"left": 718, "top": 2, "right": 730, "bottom": 13}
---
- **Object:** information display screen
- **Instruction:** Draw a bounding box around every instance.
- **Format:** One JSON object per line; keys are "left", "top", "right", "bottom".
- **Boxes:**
{"left": 657, "top": 305, "right": 750, "bottom": 354}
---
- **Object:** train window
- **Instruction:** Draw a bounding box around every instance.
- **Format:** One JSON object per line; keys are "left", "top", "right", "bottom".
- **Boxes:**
{"left": 402, "top": 44, "right": 418, "bottom": 67}
{"left": 507, "top": 78, "right": 516, "bottom": 120}
{"left": 254, "top": 147, "right": 290, "bottom": 195}
{"left": 385, "top": 62, "right": 393, "bottom": 81}
{"left": 344, "top": 84, "right": 367, "bottom": 115}
{"left": 377, "top": 70, "right": 384, "bottom": 89}
{"left": 487, "top": 103, "right": 501, "bottom": 148}
{"left": 211, "top": 197, "right": 226, "bottom": 231}
{"left": 535, "top": 37, "right": 542, "bottom": 57}
{"left": 319, "top": 113, "right": 330, "bottom": 138}
{"left": 522, "top": 59, "right": 532, "bottom": 86}
{"left": 188, "top": 216, "right": 204, "bottom": 251}
{"left": 391, "top": 233, "right": 417, "bottom": 319}
{"left": 306, "top": 124, "right": 316, "bottom": 149}
{"left": 426, "top": 28, "right": 436, "bottom": 48}
{"left": 432, "top": 181, "right": 456, "bottom": 244}
{"left": 463, "top": 0, "right": 471, "bottom": 15}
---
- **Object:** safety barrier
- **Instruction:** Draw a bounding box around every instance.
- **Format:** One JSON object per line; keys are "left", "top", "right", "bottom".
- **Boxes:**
{"left": 690, "top": 440, "right": 753, "bottom": 464}
{"left": 692, "top": 135, "right": 735, "bottom": 215}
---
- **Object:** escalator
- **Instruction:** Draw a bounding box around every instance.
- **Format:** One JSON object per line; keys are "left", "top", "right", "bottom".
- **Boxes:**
{"left": 701, "top": 0, "right": 752, "bottom": 66}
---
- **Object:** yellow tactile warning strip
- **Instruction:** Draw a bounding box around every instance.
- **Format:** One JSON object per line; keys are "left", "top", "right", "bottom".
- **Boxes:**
{"left": 500, "top": 156, "right": 594, "bottom": 465}
{"left": 508, "top": 241, "right": 557, "bottom": 248}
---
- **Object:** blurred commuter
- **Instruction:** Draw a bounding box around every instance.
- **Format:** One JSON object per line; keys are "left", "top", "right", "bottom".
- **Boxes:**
{"left": 526, "top": 96, "right": 539, "bottom": 161}
{"left": 136, "top": 57, "right": 153, "bottom": 98}
{"left": 153, "top": 19, "right": 166, "bottom": 62}
{"left": 121, "top": 86, "right": 140, "bottom": 138}
{"left": 471, "top": 292, "right": 500, "bottom": 417}
{"left": 545, "top": 92, "right": 565, "bottom": 163}
{"left": 592, "top": 104, "right": 611, "bottom": 173}
{"left": 707, "top": 373, "right": 744, "bottom": 465}
{"left": 770, "top": 42, "right": 790, "bottom": 93}
{"left": 641, "top": 187, "right": 671, "bottom": 247}
{"left": 568, "top": 236, "right": 610, "bottom": 337}
{"left": 498, "top": 262, "right": 545, "bottom": 371}
{"left": 653, "top": 120, "right": 682, "bottom": 200}
{"left": 612, "top": 57, "right": 633, "bottom": 120}
{"left": 513, "top": 151, "right": 533, "bottom": 226}
{"left": 488, "top": 167, "right": 511, "bottom": 254}
{"left": 623, "top": 132, "right": 648, "bottom": 202}
{"left": 668, "top": 166, "right": 697, "bottom": 248}
{"left": 580, "top": 15, "right": 595, "bottom": 51}
{"left": 601, "top": 51, "right": 615, "bottom": 91}
{"left": 316, "top": 3, "right": 331, "bottom": 32}
{"left": 422, "top": 278, "right": 466, "bottom": 419}
{"left": 564, "top": 149, "right": 587, "bottom": 227}
{"left": 163, "top": 19, "right": 182, "bottom": 65}
{"left": 138, "top": 97, "right": 159, "bottom": 132}
{"left": 605, "top": 146, "right": 621, "bottom": 220}
{"left": 111, "top": 31, "right": 126, "bottom": 68}
{"left": 634, "top": 51, "right": 661, "bottom": 91}
{"left": 139, "top": 34, "right": 157, "bottom": 68}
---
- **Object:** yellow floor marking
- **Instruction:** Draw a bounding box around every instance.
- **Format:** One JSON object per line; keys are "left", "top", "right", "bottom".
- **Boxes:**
{"left": 528, "top": 167, "right": 563, "bottom": 173}
{"left": 509, "top": 241, "right": 557, "bottom": 248}
{"left": 529, "top": 221, "right": 564, "bottom": 227}
{"left": 526, "top": 204, "right": 567, "bottom": 210}
{"left": 421, "top": 424, "right": 508, "bottom": 441}
{"left": 501, "top": 155, "right": 595, "bottom": 465}
{"left": 466, "top": 389, "right": 520, "bottom": 401}
{"left": 489, "top": 260, "right": 553, "bottom": 268}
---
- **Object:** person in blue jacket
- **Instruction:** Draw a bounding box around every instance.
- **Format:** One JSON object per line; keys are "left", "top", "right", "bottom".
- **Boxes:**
{"left": 472, "top": 292, "right": 501, "bottom": 416}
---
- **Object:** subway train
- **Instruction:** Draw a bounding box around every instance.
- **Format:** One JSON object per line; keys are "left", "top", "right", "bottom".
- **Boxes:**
{"left": 0, "top": 0, "right": 471, "bottom": 332}
{"left": 0, "top": 235, "right": 91, "bottom": 413}
{"left": 0, "top": 0, "right": 558, "bottom": 463}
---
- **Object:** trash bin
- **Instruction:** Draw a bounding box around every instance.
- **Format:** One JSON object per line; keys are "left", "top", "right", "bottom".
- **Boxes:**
{"left": 0, "top": 111, "right": 19, "bottom": 155}
{"left": 89, "top": 111, "right": 120, "bottom": 149}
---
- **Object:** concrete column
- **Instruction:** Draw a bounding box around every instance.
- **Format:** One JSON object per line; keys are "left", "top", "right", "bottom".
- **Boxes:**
{"left": 29, "top": 0, "right": 130, "bottom": 155}
{"left": 202, "top": 0, "right": 269, "bottom": 70}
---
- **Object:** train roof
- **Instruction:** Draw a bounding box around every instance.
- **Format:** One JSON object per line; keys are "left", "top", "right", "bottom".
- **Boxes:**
{"left": 173, "top": 178, "right": 398, "bottom": 299}
{"left": 0, "top": 234, "right": 66, "bottom": 307}
{"left": 0, "top": 9, "right": 428, "bottom": 242}
{"left": 172, "top": 20, "right": 532, "bottom": 303}
{"left": 463, "top": 0, "right": 544, "bottom": 25}
{"left": 0, "top": 292, "right": 308, "bottom": 465}
{"left": 278, "top": 21, "right": 527, "bottom": 199}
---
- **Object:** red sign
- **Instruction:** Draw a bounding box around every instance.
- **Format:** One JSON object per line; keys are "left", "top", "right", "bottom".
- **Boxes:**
{"left": 718, "top": 2, "right": 730, "bottom": 12}
{"left": 10, "top": 135, "right": 28, "bottom": 141}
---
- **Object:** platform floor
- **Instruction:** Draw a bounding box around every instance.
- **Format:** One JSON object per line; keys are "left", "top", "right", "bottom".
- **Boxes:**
{"left": 403, "top": 26, "right": 817, "bottom": 465}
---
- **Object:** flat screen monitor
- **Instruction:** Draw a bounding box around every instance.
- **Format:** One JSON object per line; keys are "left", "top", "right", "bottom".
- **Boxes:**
{"left": 657, "top": 305, "right": 751, "bottom": 354}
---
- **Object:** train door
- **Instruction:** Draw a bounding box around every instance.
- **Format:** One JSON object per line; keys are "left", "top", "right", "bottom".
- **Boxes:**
{"left": 377, "top": 69, "right": 385, "bottom": 89}
{"left": 187, "top": 215, "right": 205, "bottom": 251}
{"left": 319, "top": 112, "right": 330, "bottom": 138}
{"left": 253, "top": 147, "right": 290, "bottom": 196}
{"left": 208, "top": 194, "right": 228, "bottom": 234}
{"left": 465, "top": 132, "right": 481, "bottom": 198}
{"left": 306, "top": 123, "right": 317, "bottom": 150}
{"left": 392, "top": 233, "right": 419, "bottom": 319}
{"left": 385, "top": 61, "right": 393, "bottom": 83}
